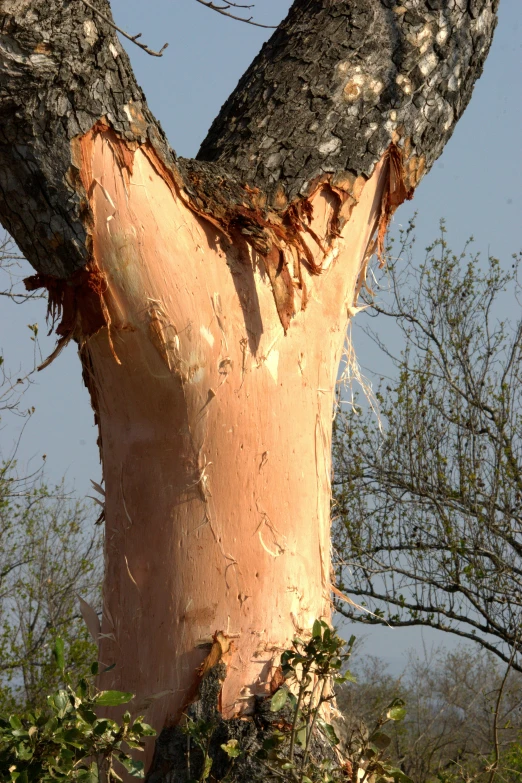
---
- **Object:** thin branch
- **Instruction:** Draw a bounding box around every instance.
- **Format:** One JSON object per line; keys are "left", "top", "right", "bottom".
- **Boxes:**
{"left": 487, "top": 634, "right": 519, "bottom": 783}
{"left": 335, "top": 600, "right": 522, "bottom": 673}
{"left": 194, "top": 0, "right": 277, "bottom": 28}
{"left": 0, "top": 290, "right": 45, "bottom": 303}
{"left": 79, "top": 0, "right": 168, "bottom": 57}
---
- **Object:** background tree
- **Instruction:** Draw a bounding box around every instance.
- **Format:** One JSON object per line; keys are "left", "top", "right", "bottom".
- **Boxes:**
{"left": 337, "top": 643, "right": 522, "bottom": 783}
{"left": 0, "top": 473, "right": 102, "bottom": 714}
{"left": 0, "top": 0, "right": 499, "bottom": 776}
{"left": 333, "top": 221, "right": 522, "bottom": 670}
{"left": 0, "top": 238, "right": 102, "bottom": 715}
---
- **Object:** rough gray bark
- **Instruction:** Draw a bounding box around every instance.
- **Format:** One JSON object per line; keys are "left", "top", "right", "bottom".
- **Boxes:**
{"left": 147, "top": 664, "right": 339, "bottom": 783}
{"left": 0, "top": 0, "right": 169, "bottom": 277}
{"left": 199, "top": 0, "right": 499, "bottom": 204}
{"left": 0, "top": 0, "right": 498, "bottom": 280}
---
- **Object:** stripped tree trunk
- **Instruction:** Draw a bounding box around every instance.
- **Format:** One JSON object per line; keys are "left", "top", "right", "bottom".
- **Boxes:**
{"left": 0, "top": 0, "right": 498, "bottom": 778}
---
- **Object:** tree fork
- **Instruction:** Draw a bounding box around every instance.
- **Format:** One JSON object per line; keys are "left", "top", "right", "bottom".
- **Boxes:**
{"left": 0, "top": 0, "right": 499, "bottom": 777}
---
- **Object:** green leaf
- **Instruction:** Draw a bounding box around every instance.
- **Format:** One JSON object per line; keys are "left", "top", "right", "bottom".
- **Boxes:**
{"left": 117, "top": 755, "right": 145, "bottom": 778}
{"left": 317, "top": 718, "right": 339, "bottom": 746}
{"left": 221, "top": 739, "right": 241, "bottom": 758}
{"left": 93, "top": 719, "right": 114, "bottom": 736}
{"left": 334, "top": 670, "right": 357, "bottom": 684}
{"left": 125, "top": 740, "right": 145, "bottom": 750}
{"left": 286, "top": 692, "right": 297, "bottom": 709}
{"left": 60, "top": 745, "right": 76, "bottom": 761}
{"left": 387, "top": 706, "right": 407, "bottom": 721}
{"left": 16, "top": 745, "right": 33, "bottom": 760}
{"left": 62, "top": 727, "right": 89, "bottom": 747}
{"left": 384, "top": 766, "right": 415, "bottom": 783}
{"left": 77, "top": 763, "right": 99, "bottom": 783}
{"left": 94, "top": 690, "right": 134, "bottom": 707}
{"left": 11, "top": 730, "right": 29, "bottom": 740}
{"left": 202, "top": 755, "right": 212, "bottom": 780}
{"left": 369, "top": 731, "right": 391, "bottom": 751}
{"left": 130, "top": 721, "right": 156, "bottom": 737}
{"left": 296, "top": 725, "right": 307, "bottom": 747}
{"left": 312, "top": 619, "right": 322, "bottom": 638}
{"left": 77, "top": 679, "right": 88, "bottom": 699}
{"left": 270, "top": 688, "right": 288, "bottom": 712}
{"left": 50, "top": 689, "right": 70, "bottom": 718}
{"left": 78, "top": 707, "right": 98, "bottom": 725}
{"left": 53, "top": 637, "right": 65, "bottom": 673}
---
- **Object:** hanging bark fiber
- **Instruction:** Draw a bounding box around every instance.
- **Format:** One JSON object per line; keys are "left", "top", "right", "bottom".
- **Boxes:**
{"left": 0, "top": 0, "right": 498, "bottom": 779}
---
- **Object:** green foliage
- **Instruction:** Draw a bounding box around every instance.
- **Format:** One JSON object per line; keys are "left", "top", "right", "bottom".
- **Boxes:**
{"left": 166, "top": 622, "right": 410, "bottom": 783}
{"left": 0, "top": 462, "right": 102, "bottom": 715}
{"left": 259, "top": 620, "right": 355, "bottom": 782}
{"left": 0, "top": 639, "right": 155, "bottom": 782}
{"left": 259, "top": 621, "right": 411, "bottom": 783}
{"left": 0, "top": 236, "right": 103, "bottom": 715}
{"left": 181, "top": 717, "right": 241, "bottom": 783}
{"left": 498, "top": 741, "right": 522, "bottom": 782}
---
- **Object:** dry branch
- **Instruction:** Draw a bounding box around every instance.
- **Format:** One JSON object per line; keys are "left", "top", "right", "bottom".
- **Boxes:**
{"left": 79, "top": 0, "right": 168, "bottom": 56}
{"left": 194, "top": 0, "right": 276, "bottom": 29}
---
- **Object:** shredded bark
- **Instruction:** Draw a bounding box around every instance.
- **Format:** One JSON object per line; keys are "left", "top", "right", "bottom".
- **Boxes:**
{"left": 2, "top": 0, "right": 498, "bottom": 332}
{"left": 377, "top": 143, "right": 414, "bottom": 263}
{"left": 24, "top": 122, "right": 414, "bottom": 336}
{"left": 24, "top": 263, "right": 111, "bottom": 367}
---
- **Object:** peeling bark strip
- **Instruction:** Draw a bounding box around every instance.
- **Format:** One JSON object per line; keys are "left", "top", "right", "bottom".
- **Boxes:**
{"left": 0, "top": 0, "right": 498, "bottom": 779}
{"left": 25, "top": 264, "right": 109, "bottom": 339}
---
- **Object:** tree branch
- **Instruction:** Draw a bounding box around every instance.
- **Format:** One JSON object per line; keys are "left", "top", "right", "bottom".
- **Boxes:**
{"left": 79, "top": 0, "right": 168, "bottom": 56}
{"left": 194, "top": 0, "right": 277, "bottom": 29}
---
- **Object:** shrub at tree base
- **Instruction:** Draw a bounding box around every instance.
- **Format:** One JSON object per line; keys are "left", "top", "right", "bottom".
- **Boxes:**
{"left": 0, "top": 639, "right": 155, "bottom": 782}
{"left": 1, "top": 626, "right": 413, "bottom": 783}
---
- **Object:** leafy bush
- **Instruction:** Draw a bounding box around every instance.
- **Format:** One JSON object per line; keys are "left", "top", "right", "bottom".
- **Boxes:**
{"left": 0, "top": 464, "right": 102, "bottom": 715}
{"left": 0, "top": 639, "right": 155, "bottom": 782}
{"left": 260, "top": 620, "right": 411, "bottom": 783}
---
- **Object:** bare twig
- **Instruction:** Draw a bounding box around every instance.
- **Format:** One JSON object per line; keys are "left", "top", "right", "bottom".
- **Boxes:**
{"left": 194, "top": 0, "right": 277, "bottom": 29}
{"left": 79, "top": 0, "right": 168, "bottom": 57}
{"left": 0, "top": 290, "right": 45, "bottom": 303}
{"left": 487, "top": 633, "right": 520, "bottom": 783}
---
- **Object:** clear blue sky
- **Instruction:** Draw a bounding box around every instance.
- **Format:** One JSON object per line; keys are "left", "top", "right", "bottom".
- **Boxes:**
{"left": 0, "top": 0, "right": 520, "bottom": 672}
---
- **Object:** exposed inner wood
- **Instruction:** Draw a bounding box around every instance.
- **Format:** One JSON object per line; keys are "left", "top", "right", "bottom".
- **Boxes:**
{"left": 73, "top": 128, "right": 385, "bottom": 767}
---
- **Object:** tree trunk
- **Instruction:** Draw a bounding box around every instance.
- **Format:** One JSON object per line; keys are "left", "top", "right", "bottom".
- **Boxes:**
{"left": 79, "top": 124, "right": 386, "bottom": 723}
{"left": 0, "top": 0, "right": 498, "bottom": 777}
